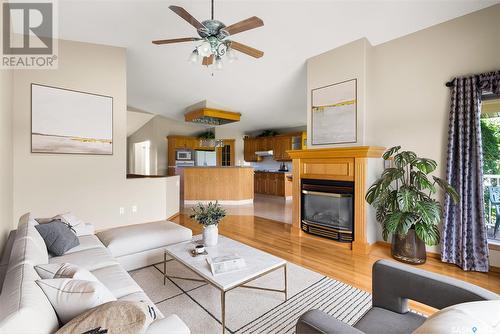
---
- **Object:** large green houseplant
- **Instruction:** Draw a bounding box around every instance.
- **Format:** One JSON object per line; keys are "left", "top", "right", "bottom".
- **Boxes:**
{"left": 365, "top": 146, "right": 459, "bottom": 264}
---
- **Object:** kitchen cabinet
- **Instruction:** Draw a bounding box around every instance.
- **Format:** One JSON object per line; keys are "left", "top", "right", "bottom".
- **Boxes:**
{"left": 243, "top": 132, "right": 305, "bottom": 162}
{"left": 244, "top": 138, "right": 261, "bottom": 162}
{"left": 254, "top": 172, "right": 292, "bottom": 197}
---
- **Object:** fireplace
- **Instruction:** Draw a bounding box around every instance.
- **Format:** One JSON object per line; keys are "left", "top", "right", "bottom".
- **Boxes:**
{"left": 301, "top": 179, "right": 354, "bottom": 242}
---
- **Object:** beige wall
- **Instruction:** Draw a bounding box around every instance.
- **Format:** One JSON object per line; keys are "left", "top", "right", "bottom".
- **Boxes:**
{"left": 0, "top": 67, "right": 13, "bottom": 255}
{"left": 12, "top": 39, "right": 179, "bottom": 230}
{"left": 306, "top": 4, "right": 500, "bottom": 265}
{"left": 127, "top": 114, "right": 203, "bottom": 175}
{"left": 307, "top": 38, "right": 371, "bottom": 148}
{"left": 215, "top": 124, "right": 246, "bottom": 165}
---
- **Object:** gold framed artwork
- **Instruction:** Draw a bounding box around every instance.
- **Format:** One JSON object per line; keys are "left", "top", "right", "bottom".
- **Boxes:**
{"left": 311, "top": 79, "right": 357, "bottom": 145}
{"left": 31, "top": 83, "right": 113, "bottom": 155}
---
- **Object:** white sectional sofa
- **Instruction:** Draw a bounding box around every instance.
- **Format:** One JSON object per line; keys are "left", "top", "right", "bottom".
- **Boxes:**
{"left": 0, "top": 214, "right": 193, "bottom": 334}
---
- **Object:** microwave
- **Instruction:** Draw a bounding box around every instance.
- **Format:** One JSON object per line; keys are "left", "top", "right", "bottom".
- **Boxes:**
{"left": 176, "top": 150, "right": 193, "bottom": 161}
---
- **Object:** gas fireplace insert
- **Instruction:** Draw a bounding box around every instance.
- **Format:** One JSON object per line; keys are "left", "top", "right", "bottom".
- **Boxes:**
{"left": 301, "top": 179, "right": 354, "bottom": 242}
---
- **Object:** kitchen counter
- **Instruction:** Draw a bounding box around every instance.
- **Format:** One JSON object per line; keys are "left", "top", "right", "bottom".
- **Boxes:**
{"left": 181, "top": 166, "right": 254, "bottom": 204}
{"left": 254, "top": 170, "right": 291, "bottom": 174}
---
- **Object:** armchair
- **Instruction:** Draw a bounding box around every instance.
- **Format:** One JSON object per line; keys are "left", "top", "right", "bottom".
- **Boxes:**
{"left": 296, "top": 259, "right": 499, "bottom": 334}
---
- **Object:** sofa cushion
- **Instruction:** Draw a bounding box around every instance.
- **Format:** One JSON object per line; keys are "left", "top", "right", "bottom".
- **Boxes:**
{"left": 49, "top": 247, "right": 118, "bottom": 271}
{"left": 97, "top": 221, "right": 192, "bottom": 258}
{"left": 56, "top": 301, "right": 156, "bottom": 334}
{"left": 64, "top": 234, "right": 105, "bottom": 254}
{"left": 35, "top": 220, "right": 80, "bottom": 256}
{"left": 36, "top": 278, "right": 117, "bottom": 324}
{"left": 412, "top": 300, "right": 500, "bottom": 334}
{"left": 146, "top": 315, "right": 191, "bottom": 334}
{"left": 120, "top": 291, "right": 163, "bottom": 319}
{"left": 35, "top": 263, "right": 98, "bottom": 281}
{"left": 354, "top": 307, "right": 426, "bottom": 334}
{"left": 8, "top": 213, "right": 49, "bottom": 268}
{"left": 92, "top": 264, "right": 142, "bottom": 298}
{"left": 0, "top": 264, "right": 59, "bottom": 334}
{"left": 37, "top": 212, "right": 95, "bottom": 237}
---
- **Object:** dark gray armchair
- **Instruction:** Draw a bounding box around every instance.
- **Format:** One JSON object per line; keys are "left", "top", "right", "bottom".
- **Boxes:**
{"left": 296, "top": 259, "right": 499, "bottom": 334}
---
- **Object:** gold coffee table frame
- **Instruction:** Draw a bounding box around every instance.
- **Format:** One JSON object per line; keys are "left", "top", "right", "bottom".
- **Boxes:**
{"left": 160, "top": 251, "right": 288, "bottom": 333}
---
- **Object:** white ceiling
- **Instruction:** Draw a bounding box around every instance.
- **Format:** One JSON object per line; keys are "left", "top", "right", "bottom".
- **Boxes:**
{"left": 57, "top": 0, "right": 499, "bottom": 132}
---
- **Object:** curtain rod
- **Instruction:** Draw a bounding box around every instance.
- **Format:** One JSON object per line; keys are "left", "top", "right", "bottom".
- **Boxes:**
{"left": 445, "top": 81, "right": 454, "bottom": 87}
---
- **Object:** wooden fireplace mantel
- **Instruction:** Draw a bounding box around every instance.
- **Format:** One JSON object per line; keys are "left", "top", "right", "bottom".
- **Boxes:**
{"left": 287, "top": 146, "right": 385, "bottom": 254}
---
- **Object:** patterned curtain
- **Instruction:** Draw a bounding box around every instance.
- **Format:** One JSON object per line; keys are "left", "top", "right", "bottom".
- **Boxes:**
{"left": 441, "top": 70, "right": 500, "bottom": 272}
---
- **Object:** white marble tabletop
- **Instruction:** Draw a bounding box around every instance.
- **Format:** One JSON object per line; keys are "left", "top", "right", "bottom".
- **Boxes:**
{"left": 164, "top": 235, "right": 286, "bottom": 291}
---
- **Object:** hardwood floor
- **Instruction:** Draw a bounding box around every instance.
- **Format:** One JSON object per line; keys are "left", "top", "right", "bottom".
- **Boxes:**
{"left": 172, "top": 213, "right": 500, "bottom": 314}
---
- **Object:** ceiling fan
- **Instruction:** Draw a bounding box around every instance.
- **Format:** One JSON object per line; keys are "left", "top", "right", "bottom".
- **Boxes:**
{"left": 152, "top": 0, "right": 264, "bottom": 69}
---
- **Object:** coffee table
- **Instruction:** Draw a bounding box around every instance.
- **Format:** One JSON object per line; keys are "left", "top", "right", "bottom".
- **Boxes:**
{"left": 162, "top": 235, "right": 287, "bottom": 333}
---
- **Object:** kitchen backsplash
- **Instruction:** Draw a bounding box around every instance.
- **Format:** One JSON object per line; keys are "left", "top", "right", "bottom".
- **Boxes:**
{"left": 250, "top": 156, "right": 292, "bottom": 171}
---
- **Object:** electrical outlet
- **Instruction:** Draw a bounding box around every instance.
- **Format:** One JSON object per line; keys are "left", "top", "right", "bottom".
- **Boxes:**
{"left": 132, "top": 205, "right": 137, "bottom": 213}
{"left": 119, "top": 207, "right": 125, "bottom": 215}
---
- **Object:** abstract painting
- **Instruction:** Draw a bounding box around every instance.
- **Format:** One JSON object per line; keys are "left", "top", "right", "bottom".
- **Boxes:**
{"left": 311, "top": 79, "right": 357, "bottom": 145}
{"left": 31, "top": 84, "right": 113, "bottom": 155}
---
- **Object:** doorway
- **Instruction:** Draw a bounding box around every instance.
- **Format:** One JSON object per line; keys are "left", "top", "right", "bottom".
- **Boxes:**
{"left": 134, "top": 140, "right": 151, "bottom": 175}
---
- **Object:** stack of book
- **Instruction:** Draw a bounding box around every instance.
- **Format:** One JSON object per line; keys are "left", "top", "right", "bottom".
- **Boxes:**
{"left": 207, "top": 254, "right": 246, "bottom": 275}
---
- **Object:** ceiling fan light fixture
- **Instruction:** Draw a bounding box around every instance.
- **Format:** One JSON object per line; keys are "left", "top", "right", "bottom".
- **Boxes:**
{"left": 215, "top": 56, "right": 223, "bottom": 70}
{"left": 226, "top": 47, "right": 237, "bottom": 63}
{"left": 198, "top": 41, "right": 212, "bottom": 57}
{"left": 188, "top": 49, "right": 199, "bottom": 63}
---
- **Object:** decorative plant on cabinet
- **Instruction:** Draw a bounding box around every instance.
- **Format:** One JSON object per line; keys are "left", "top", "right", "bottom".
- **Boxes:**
{"left": 365, "top": 146, "right": 459, "bottom": 264}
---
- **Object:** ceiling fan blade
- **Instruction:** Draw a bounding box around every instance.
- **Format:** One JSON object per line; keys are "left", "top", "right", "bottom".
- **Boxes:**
{"left": 169, "top": 5, "right": 206, "bottom": 31}
{"left": 202, "top": 55, "right": 214, "bottom": 66}
{"left": 152, "top": 37, "right": 201, "bottom": 45}
{"left": 222, "top": 16, "right": 263, "bottom": 36}
{"left": 229, "top": 41, "right": 264, "bottom": 58}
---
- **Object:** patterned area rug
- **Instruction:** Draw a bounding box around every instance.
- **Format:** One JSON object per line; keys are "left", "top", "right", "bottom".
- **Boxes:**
{"left": 130, "top": 261, "right": 371, "bottom": 334}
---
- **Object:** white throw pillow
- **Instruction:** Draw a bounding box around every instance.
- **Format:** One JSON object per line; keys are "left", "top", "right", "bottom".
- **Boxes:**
{"left": 54, "top": 212, "right": 90, "bottom": 236}
{"left": 35, "top": 263, "right": 98, "bottom": 281}
{"left": 413, "top": 300, "right": 500, "bottom": 334}
{"left": 36, "top": 279, "right": 116, "bottom": 324}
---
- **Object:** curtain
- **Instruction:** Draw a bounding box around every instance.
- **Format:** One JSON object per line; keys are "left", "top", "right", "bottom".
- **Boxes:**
{"left": 441, "top": 70, "right": 500, "bottom": 272}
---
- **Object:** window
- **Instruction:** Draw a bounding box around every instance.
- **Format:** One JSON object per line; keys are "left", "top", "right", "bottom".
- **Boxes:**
{"left": 481, "top": 95, "right": 500, "bottom": 243}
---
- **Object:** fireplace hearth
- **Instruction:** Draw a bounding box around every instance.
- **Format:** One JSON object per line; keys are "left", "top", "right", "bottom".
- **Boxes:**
{"left": 301, "top": 179, "right": 354, "bottom": 242}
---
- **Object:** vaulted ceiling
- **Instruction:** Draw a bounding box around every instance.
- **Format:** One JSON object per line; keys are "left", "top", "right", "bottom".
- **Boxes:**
{"left": 57, "top": 0, "right": 499, "bottom": 131}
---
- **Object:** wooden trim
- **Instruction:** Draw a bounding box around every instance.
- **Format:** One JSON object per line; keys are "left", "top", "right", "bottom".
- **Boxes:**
{"left": 167, "top": 212, "right": 180, "bottom": 221}
{"left": 488, "top": 242, "right": 500, "bottom": 251}
{"left": 490, "top": 266, "right": 500, "bottom": 274}
{"left": 352, "top": 157, "right": 368, "bottom": 254}
{"left": 287, "top": 146, "right": 385, "bottom": 159}
{"left": 184, "top": 108, "right": 241, "bottom": 123}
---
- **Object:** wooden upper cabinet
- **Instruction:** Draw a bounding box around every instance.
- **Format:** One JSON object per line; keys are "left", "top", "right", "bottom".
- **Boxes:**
{"left": 244, "top": 138, "right": 260, "bottom": 162}
{"left": 243, "top": 132, "right": 305, "bottom": 163}
{"left": 274, "top": 135, "right": 293, "bottom": 161}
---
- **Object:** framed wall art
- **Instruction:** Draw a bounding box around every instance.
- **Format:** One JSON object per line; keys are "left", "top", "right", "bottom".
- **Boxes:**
{"left": 311, "top": 79, "right": 357, "bottom": 145}
{"left": 31, "top": 83, "right": 113, "bottom": 155}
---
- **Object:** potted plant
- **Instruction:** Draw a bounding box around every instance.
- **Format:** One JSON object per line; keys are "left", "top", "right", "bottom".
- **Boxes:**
{"left": 190, "top": 201, "right": 226, "bottom": 246}
{"left": 365, "top": 146, "right": 459, "bottom": 264}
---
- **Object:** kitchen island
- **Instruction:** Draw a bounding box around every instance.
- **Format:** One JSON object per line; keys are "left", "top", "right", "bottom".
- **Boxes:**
{"left": 180, "top": 166, "right": 254, "bottom": 204}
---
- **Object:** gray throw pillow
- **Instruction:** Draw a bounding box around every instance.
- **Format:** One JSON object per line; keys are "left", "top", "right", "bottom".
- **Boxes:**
{"left": 35, "top": 219, "right": 80, "bottom": 256}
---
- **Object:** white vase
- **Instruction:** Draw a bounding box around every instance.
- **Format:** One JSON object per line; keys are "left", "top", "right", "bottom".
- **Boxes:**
{"left": 203, "top": 225, "right": 218, "bottom": 246}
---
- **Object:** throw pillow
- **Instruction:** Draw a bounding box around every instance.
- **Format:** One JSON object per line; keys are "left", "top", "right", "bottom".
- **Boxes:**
{"left": 55, "top": 301, "right": 157, "bottom": 334}
{"left": 37, "top": 212, "right": 93, "bottom": 236}
{"left": 413, "top": 300, "right": 500, "bottom": 334}
{"left": 35, "top": 220, "right": 80, "bottom": 256}
{"left": 36, "top": 279, "right": 116, "bottom": 324}
{"left": 35, "top": 263, "right": 98, "bottom": 281}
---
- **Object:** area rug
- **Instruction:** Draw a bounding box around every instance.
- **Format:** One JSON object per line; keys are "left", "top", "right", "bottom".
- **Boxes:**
{"left": 130, "top": 261, "right": 371, "bottom": 334}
